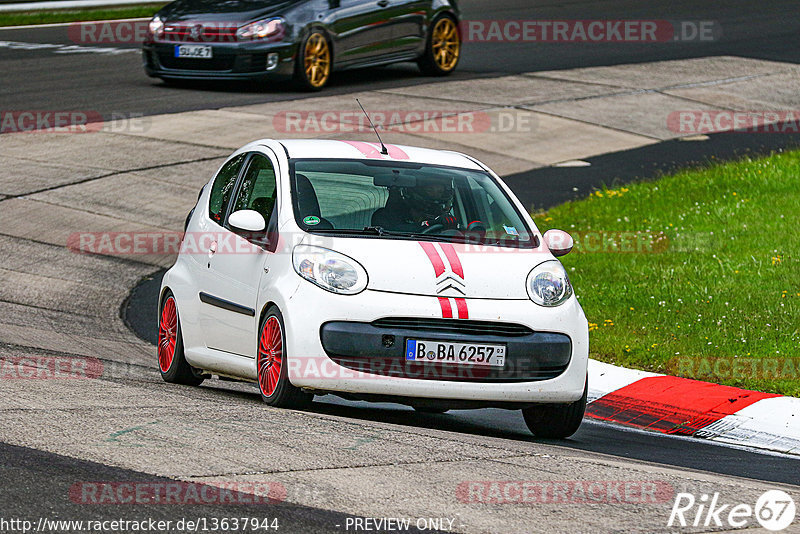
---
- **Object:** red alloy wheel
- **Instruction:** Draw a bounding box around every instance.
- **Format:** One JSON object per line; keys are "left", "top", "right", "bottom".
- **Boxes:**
{"left": 158, "top": 296, "right": 178, "bottom": 373}
{"left": 258, "top": 316, "right": 283, "bottom": 397}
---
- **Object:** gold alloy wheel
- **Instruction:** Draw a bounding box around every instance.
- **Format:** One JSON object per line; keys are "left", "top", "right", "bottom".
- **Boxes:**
{"left": 431, "top": 17, "right": 460, "bottom": 71}
{"left": 303, "top": 33, "right": 331, "bottom": 88}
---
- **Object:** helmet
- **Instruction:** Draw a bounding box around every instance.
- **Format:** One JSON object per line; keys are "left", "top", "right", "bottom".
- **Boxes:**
{"left": 399, "top": 174, "right": 455, "bottom": 220}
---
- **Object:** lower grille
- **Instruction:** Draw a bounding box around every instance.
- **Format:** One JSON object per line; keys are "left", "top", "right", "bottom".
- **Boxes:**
{"left": 320, "top": 320, "right": 571, "bottom": 383}
{"left": 371, "top": 317, "right": 533, "bottom": 337}
{"left": 157, "top": 53, "right": 234, "bottom": 71}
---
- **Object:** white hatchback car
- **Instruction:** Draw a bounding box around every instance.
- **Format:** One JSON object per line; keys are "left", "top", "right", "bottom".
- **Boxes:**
{"left": 159, "top": 139, "right": 589, "bottom": 438}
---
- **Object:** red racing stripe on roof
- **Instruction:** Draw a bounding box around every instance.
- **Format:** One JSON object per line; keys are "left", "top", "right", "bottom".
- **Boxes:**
{"left": 372, "top": 143, "right": 409, "bottom": 160}
{"left": 341, "top": 140, "right": 384, "bottom": 159}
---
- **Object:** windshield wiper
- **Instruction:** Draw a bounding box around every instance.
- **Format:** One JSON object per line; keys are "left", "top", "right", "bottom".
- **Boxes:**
{"left": 306, "top": 226, "right": 431, "bottom": 239}
{"left": 304, "top": 227, "right": 386, "bottom": 236}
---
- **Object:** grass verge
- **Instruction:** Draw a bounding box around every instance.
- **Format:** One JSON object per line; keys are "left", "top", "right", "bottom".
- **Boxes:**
{"left": 533, "top": 150, "right": 800, "bottom": 396}
{"left": 0, "top": 4, "right": 163, "bottom": 27}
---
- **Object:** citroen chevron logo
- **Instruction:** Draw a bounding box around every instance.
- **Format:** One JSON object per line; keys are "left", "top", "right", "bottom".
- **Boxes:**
{"left": 437, "top": 275, "right": 465, "bottom": 287}
{"left": 437, "top": 283, "right": 466, "bottom": 296}
{"left": 419, "top": 241, "right": 470, "bottom": 319}
{"left": 436, "top": 274, "right": 465, "bottom": 295}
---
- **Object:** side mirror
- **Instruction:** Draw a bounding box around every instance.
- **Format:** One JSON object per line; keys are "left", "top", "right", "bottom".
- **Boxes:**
{"left": 228, "top": 210, "right": 266, "bottom": 233}
{"left": 543, "top": 229, "right": 573, "bottom": 257}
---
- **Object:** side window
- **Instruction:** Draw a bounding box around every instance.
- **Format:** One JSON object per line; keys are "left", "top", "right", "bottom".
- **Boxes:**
{"left": 208, "top": 154, "right": 245, "bottom": 224}
{"left": 230, "top": 154, "right": 278, "bottom": 224}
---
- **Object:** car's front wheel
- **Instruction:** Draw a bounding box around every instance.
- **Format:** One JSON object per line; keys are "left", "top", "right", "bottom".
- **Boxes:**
{"left": 257, "top": 306, "right": 313, "bottom": 408}
{"left": 294, "top": 30, "right": 332, "bottom": 91}
{"left": 522, "top": 377, "right": 587, "bottom": 439}
{"left": 158, "top": 292, "right": 204, "bottom": 386}
{"left": 418, "top": 14, "right": 461, "bottom": 76}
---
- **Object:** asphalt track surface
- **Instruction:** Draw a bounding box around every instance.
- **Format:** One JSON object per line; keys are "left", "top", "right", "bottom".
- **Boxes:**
{"left": 0, "top": 442, "right": 408, "bottom": 534}
{"left": 1, "top": 0, "right": 799, "bottom": 117}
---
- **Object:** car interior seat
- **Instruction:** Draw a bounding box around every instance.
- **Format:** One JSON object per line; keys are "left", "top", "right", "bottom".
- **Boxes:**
{"left": 296, "top": 173, "right": 333, "bottom": 229}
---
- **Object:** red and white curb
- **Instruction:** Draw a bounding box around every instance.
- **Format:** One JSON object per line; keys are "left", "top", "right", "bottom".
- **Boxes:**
{"left": 586, "top": 360, "right": 800, "bottom": 455}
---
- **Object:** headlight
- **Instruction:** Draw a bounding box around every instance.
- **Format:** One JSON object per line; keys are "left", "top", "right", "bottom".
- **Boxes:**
{"left": 148, "top": 15, "right": 164, "bottom": 38}
{"left": 526, "top": 260, "right": 573, "bottom": 307}
{"left": 292, "top": 245, "right": 368, "bottom": 295}
{"left": 236, "top": 18, "right": 285, "bottom": 41}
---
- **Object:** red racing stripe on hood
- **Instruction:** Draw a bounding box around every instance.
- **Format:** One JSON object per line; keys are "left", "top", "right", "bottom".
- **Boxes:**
{"left": 439, "top": 243, "right": 464, "bottom": 279}
{"left": 419, "top": 242, "right": 446, "bottom": 277}
{"left": 438, "top": 297, "right": 453, "bottom": 318}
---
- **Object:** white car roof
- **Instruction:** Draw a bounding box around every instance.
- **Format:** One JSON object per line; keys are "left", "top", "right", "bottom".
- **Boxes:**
{"left": 266, "top": 139, "right": 484, "bottom": 170}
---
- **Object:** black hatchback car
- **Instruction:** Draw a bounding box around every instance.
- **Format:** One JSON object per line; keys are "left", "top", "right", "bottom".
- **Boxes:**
{"left": 143, "top": 0, "right": 461, "bottom": 90}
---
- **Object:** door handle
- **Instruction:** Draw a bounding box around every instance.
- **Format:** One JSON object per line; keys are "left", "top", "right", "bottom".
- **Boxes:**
{"left": 377, "top": 0, "right": 389, "bottom": 7}
{"left": 207, "top": 241, "right": 217, "bottom": 268}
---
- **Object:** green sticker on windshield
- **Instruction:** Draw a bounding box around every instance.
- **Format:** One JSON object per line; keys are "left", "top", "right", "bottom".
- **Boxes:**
{"left": 303, "top": 215, "right": 320, "bottom": 226}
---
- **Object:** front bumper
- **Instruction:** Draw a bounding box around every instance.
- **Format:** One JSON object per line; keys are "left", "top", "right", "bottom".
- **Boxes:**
{"left": 142, "top": 40, "right": 296, "bottom": 81}
{"left": 279, "top": 282, "right": 589, "bottom": 404}
{"left": 321, "top": 319, "right": 572, "bottom": 382}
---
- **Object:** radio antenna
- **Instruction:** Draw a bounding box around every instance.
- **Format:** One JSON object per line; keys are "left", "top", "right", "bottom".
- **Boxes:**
{"left": 356, "top": 98, "right": 388, "bottom": 155}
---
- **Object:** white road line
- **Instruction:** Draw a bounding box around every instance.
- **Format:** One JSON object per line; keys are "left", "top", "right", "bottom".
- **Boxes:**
{"left": 0, "top": 0, "right": 160, "bottom": 13}
{"left": 0, "top": 16, "right": 149, "bottom": 30}
{"left": 0, "top": 39, "right": 137, "bottom": 54}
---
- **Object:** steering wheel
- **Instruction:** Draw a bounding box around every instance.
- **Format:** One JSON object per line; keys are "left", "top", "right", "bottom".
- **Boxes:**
{"left": 466, "top": 220, "right": 487, "bottom": 233}
{"left": 420, "top": 223, "right": 445, "bottom": 235}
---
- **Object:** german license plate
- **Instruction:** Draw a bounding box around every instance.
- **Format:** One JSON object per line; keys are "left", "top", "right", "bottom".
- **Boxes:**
{"left": 175, "top": 44, "right": 212, "bottom": 58}
{"left": 405, "top": 339, "right": 506, "bottom": 367}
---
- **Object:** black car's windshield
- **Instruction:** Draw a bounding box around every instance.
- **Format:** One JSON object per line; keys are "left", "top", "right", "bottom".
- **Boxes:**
{"left": 289, "top": 159, "right": 535, "bottom": 248}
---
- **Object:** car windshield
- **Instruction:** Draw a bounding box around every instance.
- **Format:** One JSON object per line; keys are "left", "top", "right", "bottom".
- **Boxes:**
{"left": 289, "top": 159, "right": 536, "bottom": 248}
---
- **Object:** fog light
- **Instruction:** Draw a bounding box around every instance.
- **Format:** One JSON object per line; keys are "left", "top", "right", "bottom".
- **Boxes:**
{"left": 266, "top": 53, "right": 279, "bottom": 71}
{"left": 382, "top": 335, "right": 395, "bottom": 348}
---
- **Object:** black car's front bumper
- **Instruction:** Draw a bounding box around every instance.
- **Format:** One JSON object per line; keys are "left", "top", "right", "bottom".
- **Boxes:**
{"left": 320, "top": 318, "right": 573, "bottom": 383}
{"left": 142, "top": 40, "right": 296, "bottom": 81}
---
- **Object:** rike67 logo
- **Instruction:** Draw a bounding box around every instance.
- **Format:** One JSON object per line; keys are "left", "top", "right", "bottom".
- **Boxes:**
{"left": 669, "top": 490, "right": 796, "bottom": 531}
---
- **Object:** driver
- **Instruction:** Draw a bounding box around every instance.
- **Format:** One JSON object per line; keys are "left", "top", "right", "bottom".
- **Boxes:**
{"left": 372, "top": 175, "right": 458, "bottom": 232}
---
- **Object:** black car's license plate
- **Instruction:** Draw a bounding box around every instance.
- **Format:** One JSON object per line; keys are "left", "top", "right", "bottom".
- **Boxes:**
{"left": 175, "top": 45, "right": 212, "bottom": 58}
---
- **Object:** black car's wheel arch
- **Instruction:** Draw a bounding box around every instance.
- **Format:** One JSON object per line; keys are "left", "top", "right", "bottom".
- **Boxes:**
{"left": 295, "top": 23, "right": 336, "bottom": 69}
{"left": 419, "top": 7, "right": 460, "bottom": 61}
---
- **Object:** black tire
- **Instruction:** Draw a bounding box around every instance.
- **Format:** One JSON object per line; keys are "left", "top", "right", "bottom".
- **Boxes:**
{"left": 256, "top": 306, "right": 312, "bottom": 408}
{"left": 158, "top": 291, "right": 204, "bottom": 386}
{"left": 418, "top": 14, "right": 461, "bottom": 76}
{"left": 522, "top": 377, "right": 587, "bottom": 439}
{"left": 414, "top": 406, "right": 450, "bottom": 414}
{"left": 293, "top": 30, "right": 332, "bottom": 91}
